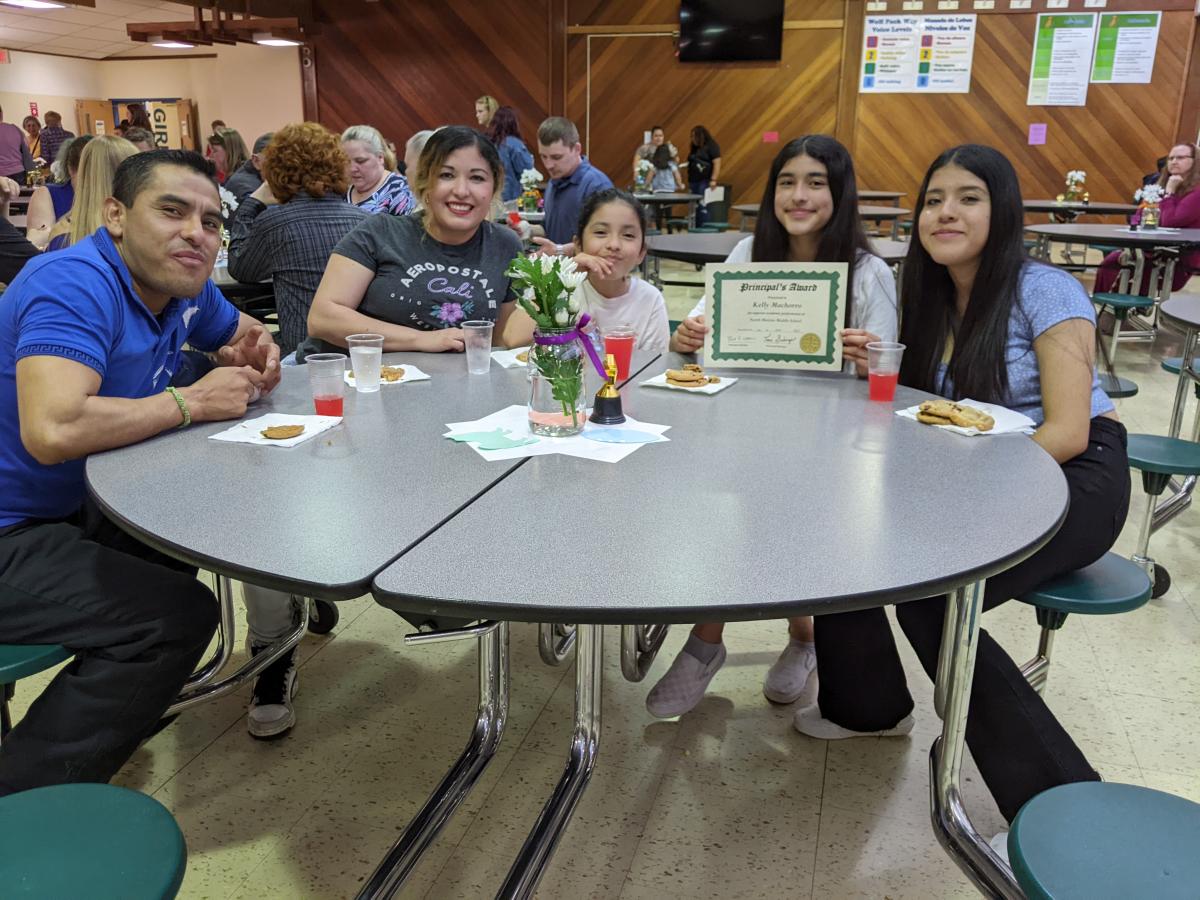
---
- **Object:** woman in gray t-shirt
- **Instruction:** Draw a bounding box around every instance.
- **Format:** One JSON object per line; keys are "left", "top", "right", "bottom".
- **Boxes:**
{"left": 308, "top": 126, "right": 535, "bottom": 353}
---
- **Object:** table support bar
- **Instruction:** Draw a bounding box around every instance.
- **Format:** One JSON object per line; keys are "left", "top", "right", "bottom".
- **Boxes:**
{"left": 620, "top": 623, "right": 669, "bottom": 683}
{"left": 498, "top": 622, "right": 603, "bottom": 899}
{"left": 357, "top": 620, "right": 510, "bottom": 900}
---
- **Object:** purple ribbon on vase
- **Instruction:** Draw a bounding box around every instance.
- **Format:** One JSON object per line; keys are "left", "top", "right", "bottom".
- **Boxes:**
{"left": 531, "top": 312, "right": 608, "bottom": 378}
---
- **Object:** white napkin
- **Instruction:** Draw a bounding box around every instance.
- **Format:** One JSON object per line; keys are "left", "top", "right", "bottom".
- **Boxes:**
{"left": 491, "top": 347, "right": 530, "bottom": 369}
{"left": 208, "top": 413, "right": 342, "bottom": 448}
{"left": 896, "top": 399, "right": 1035, "bottom": 436}
{"left": 1117, "top": 227, "right": 1182, "bottom": 234}
{"left": 640, "top": 371, "right": 738, "bottom": 395}
{"left": 445, "top": 404, "right": 669, "bottom": 462}
{"left": 344, "top": 363, "right": 430, "bottom": 386}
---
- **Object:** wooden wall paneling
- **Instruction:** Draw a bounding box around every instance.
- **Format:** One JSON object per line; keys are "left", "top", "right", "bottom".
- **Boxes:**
{"left": 566, "top": 0, "right": 846, "bottom": 27}
{"left": 852, "top": 10, "right": 1190, "bottom": 203}
{"left": 309, "top": 0, "right": 552, "bottom": 152}
{"left": 835, "top": 0, "right": 865, "bottom": 152}
{"left": 1176, "top": 12, "right": 1200, "bottom": 143}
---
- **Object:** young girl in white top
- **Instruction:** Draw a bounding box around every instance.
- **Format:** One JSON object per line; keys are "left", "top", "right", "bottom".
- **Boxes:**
{"left": 572, "top": 188, "right": 671, "bottom": 352}
{"left": 648, "top": 135, "right": 899, "bottom": 718}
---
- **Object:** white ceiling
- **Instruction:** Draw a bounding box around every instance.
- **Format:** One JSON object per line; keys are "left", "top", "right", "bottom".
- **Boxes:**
{"left": 0, "top": 0, "right": 212, "bottom": 59}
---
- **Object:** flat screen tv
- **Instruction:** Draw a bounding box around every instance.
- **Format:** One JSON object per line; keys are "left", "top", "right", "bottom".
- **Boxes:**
{"left": 678, "top": 0, "right": 784, "bottom": 63}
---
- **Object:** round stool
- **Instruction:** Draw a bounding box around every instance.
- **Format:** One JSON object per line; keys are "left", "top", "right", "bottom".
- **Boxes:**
{"left": 1126, "top": 433, "right": 1200, "bottom": 598}
{"left": 1096, "top": 372, "right": 1137, "bottom": 399}
{"left": 1009, "top": 781, "right": 1200, "bottom": 899}
{"left": 0, "top": 644, "right": 70, "bottom": 738}
{"left": 1092, "top": 292, "right": 1155, "bottom": 371}
{"left": 0, "top": 783, "right": 186, "bottom": 899}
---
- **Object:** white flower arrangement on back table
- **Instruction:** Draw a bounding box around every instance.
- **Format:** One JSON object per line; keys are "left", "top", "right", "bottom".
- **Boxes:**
{"left": 520, "top": 168, "right": 543, "bottom": 192}
{"left": 219, "top": 185, "right": 239, "bottom": 221}
{"left": 1134, "top": 184, "right": 1164, "bottom": 206}
{"left": 1057, "top": 170, "right": 1088, "bottom": 203}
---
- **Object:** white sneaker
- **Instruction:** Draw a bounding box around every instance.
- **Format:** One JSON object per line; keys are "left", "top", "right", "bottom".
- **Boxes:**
{"left": 763, "top": 639, "right": 817, "bottom": 704}
{"left": 989, "top": 831, "right": 1010, "bottom": 866}
{"left": 645, "top": 643, "right": 727, "bottom": 718}
{"left": 247, "top": 644, "right": 298, "bottom": 739}
{"left": 792, "top": 704, "right": 914, "bottom": 739}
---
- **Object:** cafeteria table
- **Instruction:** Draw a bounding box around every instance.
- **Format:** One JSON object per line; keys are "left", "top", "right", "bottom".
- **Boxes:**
{"left": 732, "top": 202, "right": 911, "bottom": 238}
{"left": 859, "top": 189, "right": 906, "bottom": 205}
{"left": 369, "top": 362, "right": 1068, "bottom": 899}
{"left": 1023, "top": 199, "right": 1138, "bottom": 223}
{"left": 9, "top": 213, "right": 26, "bottom": 233}
{"left": 211, "top": 263, "right": 275, "bottom": 309}
{"left": 634, "top": 191, "right": 702, "bottom": 230}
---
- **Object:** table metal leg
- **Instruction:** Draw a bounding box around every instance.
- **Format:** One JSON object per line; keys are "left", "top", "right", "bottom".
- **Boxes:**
{"left": 498, "top": 622, "right": 603, "bottom": 899}
{"left": 357, "top": 620, "right": 509, "bottom": 900}
{"left": 539, "top": 622, "right": 576, "bottom": 665}
{"left": 620, "top": 623, "right": 669, "bottom": 682}
{"left": 928, "top": 579, "right": 1023, "bottom": 899}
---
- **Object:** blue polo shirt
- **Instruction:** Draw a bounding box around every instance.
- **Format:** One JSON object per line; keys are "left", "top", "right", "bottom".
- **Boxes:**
{"left": 542, "top": 157, "right": 614, "bottom": 244}
{"left": 0, "top": 227, "right": 239, "bottom": 527}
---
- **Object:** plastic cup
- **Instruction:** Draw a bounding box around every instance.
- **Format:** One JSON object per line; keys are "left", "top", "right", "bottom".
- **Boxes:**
{"left": 866, "top": 341, "right": 905, "bottom": 402}
{"left": 463, "top": 320, "right": 494, "bottom": 375}
{"left": 603, "top": 324, "right": 636, "bottom": 381}
{"left": 347, "top": 333, "right": 384, "bottom": 393}
{"left": 507, "top": 211, "right": 522, "bottom": 227}
{"left": 307, "top": 352, "right": 347, "bottom": 416}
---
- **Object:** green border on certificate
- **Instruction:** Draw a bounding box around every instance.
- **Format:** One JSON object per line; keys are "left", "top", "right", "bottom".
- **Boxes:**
{"left": 704, "top": 263, "right": 847, "bottom": 371}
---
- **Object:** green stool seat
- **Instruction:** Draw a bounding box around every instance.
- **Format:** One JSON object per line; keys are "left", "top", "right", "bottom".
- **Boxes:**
{"left": 1092, "top": 291, "right": 1154, "bottom": 313}
{"left": 1096, "top": 372, "right": 1137, "bottom": 399}
{"left": 0, "top": 644, "right": 70, "bottom": 684}
{"left": 0, "top": 783, "right": 186, "bottom": 899}
{"left": 1160, "top": 356, "right": 1200, "bottom": 375}
{"left": 1016, "top": 552, "right": 1150, "bottom": 616}
{"left": 1009, "top": 782, "right": 1200, "bottom": 900}
{"left": 1127, "top": 433, "right": 1200, "bottom": 476}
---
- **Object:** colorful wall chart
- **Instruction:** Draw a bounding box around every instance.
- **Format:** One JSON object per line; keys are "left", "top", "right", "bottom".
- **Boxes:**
{"left": 1027, "top": 13, "right": 1098, "bottom": 107}
{"left": 1091, "top": 12, "right": 1161, "bottom": 84}
{"left": 861, "top": 15, "right": 977, "bottom": 94}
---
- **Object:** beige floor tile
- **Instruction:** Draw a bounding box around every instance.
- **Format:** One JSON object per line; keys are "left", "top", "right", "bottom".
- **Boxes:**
{"left": 1140, "top": 767, "right": 1200, "bottom": 803}
{"left": 420, "top": 846, "right": 515, "bottom": 899}
{"left": 1114, "top": 692, "right": 1200, "bottom": 777}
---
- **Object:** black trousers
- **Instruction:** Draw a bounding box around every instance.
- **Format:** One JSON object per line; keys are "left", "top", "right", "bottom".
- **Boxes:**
{"left": 0, "top": 502, "right": 218, "bottom": 796}
{"left": 814, "top": 417, "right": 1131, "bottom": 822}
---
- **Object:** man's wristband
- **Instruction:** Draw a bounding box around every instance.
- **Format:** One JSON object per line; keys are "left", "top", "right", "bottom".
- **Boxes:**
{"left": 165, "top": 386, "right": 191, "bottom": 428}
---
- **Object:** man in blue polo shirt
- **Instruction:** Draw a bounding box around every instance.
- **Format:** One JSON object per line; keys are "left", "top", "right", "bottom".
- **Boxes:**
{"left": 0, "top": 149, "right": 281, "bottom": 796}
{"left": 535, "top": 116, "right": 613, "bottom": 251}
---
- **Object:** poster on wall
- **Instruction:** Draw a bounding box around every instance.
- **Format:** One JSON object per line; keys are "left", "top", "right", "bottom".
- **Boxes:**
{"left": 1027, "top": 13, "right": 1098, "bottom": 107}
{"left": 1090, "top": 12, "right": 1160, "bottom": 84}
{"left": 860, "top": 15, "right": 977, "bottom": 94}
{"left": 146, "top": 102, "right": 182, "bottom": 149}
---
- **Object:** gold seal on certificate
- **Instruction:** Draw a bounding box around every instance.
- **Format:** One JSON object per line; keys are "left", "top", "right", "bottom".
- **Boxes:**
{"left": 702, "top": 262, "right": 847, "bottom": 371}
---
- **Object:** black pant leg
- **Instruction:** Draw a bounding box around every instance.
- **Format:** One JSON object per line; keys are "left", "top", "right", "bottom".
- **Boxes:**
{"left": 0, "top": 512, "right": 218, "bottom": 796}
{"left": 814, "top": 606, "right": 914, "bottom": 731}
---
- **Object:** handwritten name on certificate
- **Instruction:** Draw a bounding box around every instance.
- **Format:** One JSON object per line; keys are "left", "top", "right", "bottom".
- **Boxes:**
{"left": 703, "top": 262, "right": 847, "bottom": 371}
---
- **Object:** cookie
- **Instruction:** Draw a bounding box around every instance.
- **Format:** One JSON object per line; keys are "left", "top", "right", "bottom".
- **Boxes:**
{"left": 665, "top": 367, "right": 705, "bottom": 383}
{"left": 261, "top": 424, "right": 305, "bottom": 440}
{"left": 916, "top": 412, "right": 954, "bottom": 426}
{"left": 917, "top": 400, "right": 995, "bottom": 431}
{"left": 380, "top": 365, "right": 405, "bottom": 382}
{"left": 516, "top": 350, "right": 529, "bottom": 363}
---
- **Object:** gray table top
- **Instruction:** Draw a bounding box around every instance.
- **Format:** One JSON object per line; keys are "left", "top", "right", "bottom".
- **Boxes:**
{"left": 86, "top": 350, "right": 662, "bottom": 599}
{"left": 1159, "top": 295, "right": 1200, "bottom": 333}
{"left": 634, "top": 192, "right": 702, "bottom": 204}
{"left": 731, "top": 203, "right": 910, "bottom": 220}
{"left": 1025, "top": 223, "right": 1200, "bottom": 248}
{"left": 859, "top": 190, "right": 906, "bottom": 201}
{"left": 1024, "top": 200, "right": 1138, "bottom": 216}
{"left": 646, "top": 232, "right": 909, "bottom": 264}
{"left": 373, "top": 364, "right": 1068, "bottom": 624}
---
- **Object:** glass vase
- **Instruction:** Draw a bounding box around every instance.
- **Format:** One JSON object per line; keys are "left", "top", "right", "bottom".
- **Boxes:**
{"left": 1142, "top": 204, "right": 1160, "bottom": 230}
{"left": 528, "top": 327, "right": 586, "bottom": 437}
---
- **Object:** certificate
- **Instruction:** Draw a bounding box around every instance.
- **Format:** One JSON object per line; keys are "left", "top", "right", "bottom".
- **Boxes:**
{"left": 703, "top": 262, "right": 847, "bottom": 371}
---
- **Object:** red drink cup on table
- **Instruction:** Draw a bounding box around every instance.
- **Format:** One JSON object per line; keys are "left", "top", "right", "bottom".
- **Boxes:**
{"left": 507, "top": 211, "right": 522, "bottom": 227}
{"left": 307, "top": 352, "right": 347, "bottom": 416}
{"left": 603, "top": 324, "right": 636, "bottom": 382}
{"left": 866, "top": 341, "right": 905, "bottom": 402}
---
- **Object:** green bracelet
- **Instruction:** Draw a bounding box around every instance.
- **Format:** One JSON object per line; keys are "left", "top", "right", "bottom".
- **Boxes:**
{"left": 165, "top": 386, "right": 191, "bottom": 428}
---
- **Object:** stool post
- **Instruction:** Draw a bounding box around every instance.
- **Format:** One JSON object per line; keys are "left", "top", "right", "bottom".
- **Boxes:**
{"left": 1169, "top": 330, "right": 1199, "bottom": 438}
{"left": 1132, "top": 490, "right": 1158, "bottom": 580}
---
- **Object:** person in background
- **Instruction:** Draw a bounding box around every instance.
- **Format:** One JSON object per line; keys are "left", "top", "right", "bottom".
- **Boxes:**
{"left": 123, "top": 127, "right": 156, "bottom": 153}
{"left": 46, "top": 135, "right": 138, "bottom": 251}
{"left": 486, "top": 106, "right": 534, "bottom": 203}
{"left": 210, "top": 119, "right": 226, "bottom": 135}
{"left": 207, "top": 127, "right": 248, "bottom": 184}
{"left": 125, "top": 103, "right": 152, "bottom": 132}
{"left": 650, "top": 144, "right": 684, "bottom": 192}
{"left": 404, "top": 129, "right": 436, "bottom": 180}
{"left": 1142, "top": 155, "right": 1168, "bottom": 189}
{"left": 475, "top": 95, "right": 498, "bottom": 129}
{"left": 0, "top": 149, "right": 279, "bottom": 797}
{"left": 39, "top": 111, "right": 74, "bottom": 167}
{"left": 22, "top": 117, "right": 42, "bottom": 166}
{"left": 0, "top": 176, "right": 39, "bottom": 286}
{"left": 342, "top": 124, "right": 415, "bottom": 216}
{"left": 534, "top": 116, "right": 613, "bottom": 252}
{"left": 631, "top": 125, "right": 678, "bottom": 182}
{"left": 1095, "top": 142, "right": 1200, "bottom": 294}
{"left": 26, "top": 135, "right": 92, "bottom": 250}
{"left": 229, "top": 122, "right": 368, "bottom": 360}
{"left": 0, "top": 106, "right": 35, "bottom": 184}
{"left": 224, "top": 132, "right": 272, "bottom": 200}
{"left": 685, "top": 125, "right": 722, "bottom": 227}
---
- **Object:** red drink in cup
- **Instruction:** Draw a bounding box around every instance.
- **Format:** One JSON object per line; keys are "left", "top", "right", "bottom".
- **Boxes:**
{"left": 868, "top": 371, "right": 900, "bottom": 402}
{"left": 313, "top": 395, "right": 344, "bottom": 416}
{"left": 865, "top": 341, "right": 905, "bottom": 402}
{"left": 603, "top": 325, "right": 636, "bottom": 381}
{"left": 306, "top": 352, "right": 347, "bottom": 418}
{"left": 507, "top": 211, "right": 522, "bottom": 227}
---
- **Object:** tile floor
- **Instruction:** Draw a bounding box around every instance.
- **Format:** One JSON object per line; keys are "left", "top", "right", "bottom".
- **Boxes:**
{"left": 10, "top": 251, "right": 1200, "bottom": 899}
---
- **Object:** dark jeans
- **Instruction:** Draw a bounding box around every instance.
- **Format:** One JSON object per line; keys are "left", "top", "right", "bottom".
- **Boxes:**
{"left": 813, "top": 417, "right": 1131, "bottom": 822}
{"left": 689, "top": 178, "right": 710, "bottom": 227}
{"left": 0, "top": 502, "right": 218, "bottom": 796}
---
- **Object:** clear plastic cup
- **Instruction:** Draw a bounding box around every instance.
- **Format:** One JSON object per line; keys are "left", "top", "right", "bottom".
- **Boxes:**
{"left": 603, "top": 324, "right": 636, "bottom": 381}
{"left": 307, "top": 352, "right": 347, "bottom": 416}
{"left": 347, "top": 333, "right": 384, "bottom": 393}
{"left": 866, "top": 341, "right": 905, "bottom": 402}
{"left": 463, "top": 320, "right": 494, "bottom": 375}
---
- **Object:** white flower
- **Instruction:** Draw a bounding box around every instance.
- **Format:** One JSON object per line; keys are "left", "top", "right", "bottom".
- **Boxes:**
{"left": 1135, "top": 184, "right": 1164, "bottom": 204}
{"left": 1065, "top": 169, "right": 1086, "bottom": 184}
{"left": 558, "top": 256, "right": 578, "bottom": 277}
{"left": 538, "top": 254, "right": 555, "bottom": 273}
{"left": 560, "top": 270, "right": 588, "bottom": 291}
{"left": 554, "top": 308, "right": 569, "bottom": 325}
{"left": 520, "top": 168, "right": 542, "bottom": 190}
{"left": 219, "top": 185, "right": 239, "bottom": 216}
{"left": 567, "top": 295, "right": 580, "bottom": 314}
{"left": 522, "top": 286, "right": 535, "bottom": 301}
{"left": 636, "top": 159, "right": 654, "bottom": 175}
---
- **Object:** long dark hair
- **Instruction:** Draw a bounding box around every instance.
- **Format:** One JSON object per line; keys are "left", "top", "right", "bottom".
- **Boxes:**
{"left": 486, "top": 106, "right": 524, "bottom": 148}
{"left": 899, "top": 144, "right": 1029, "bottom": 403}
{"left": 126, "top": 103, "right": 152, "bottom": 130}
{"left": 575, "top": 187, "right": 649, "bottom": 246}
{"left": 412, "top": 125, "right": 504, "bottom": 206}
{"left": 690, "top": 125, "right": 713, "bottom": 151}
{"left": 751, "top": 135, "right": 871, "bottom": 326}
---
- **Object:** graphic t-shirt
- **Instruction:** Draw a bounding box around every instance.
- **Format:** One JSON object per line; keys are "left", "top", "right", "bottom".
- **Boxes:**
{"left": 331, "top": 212, "right": 522, "bottom": 331}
